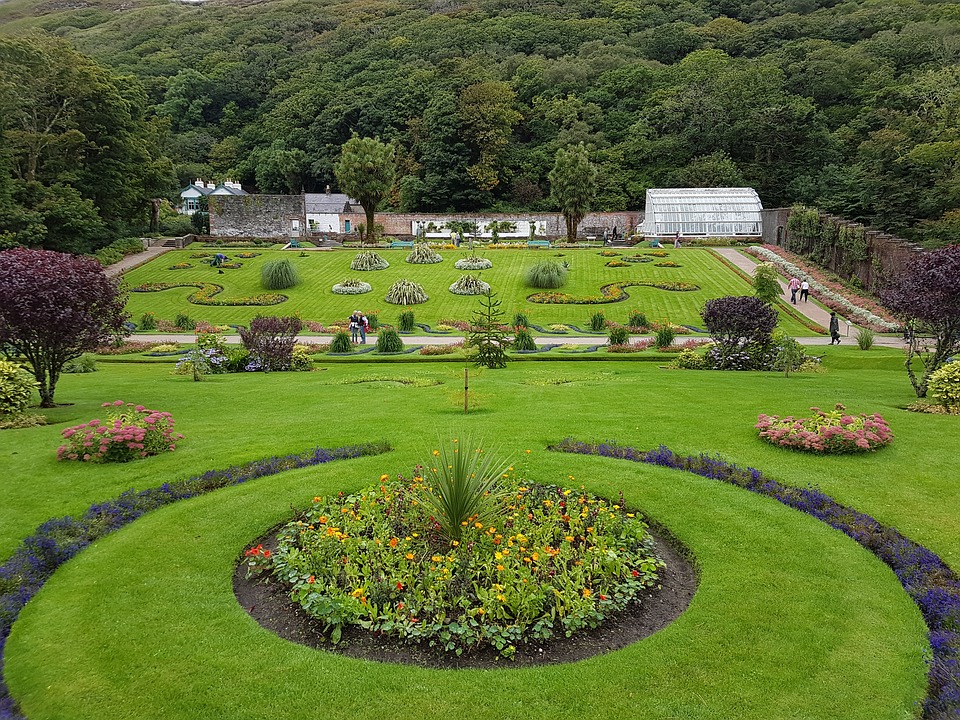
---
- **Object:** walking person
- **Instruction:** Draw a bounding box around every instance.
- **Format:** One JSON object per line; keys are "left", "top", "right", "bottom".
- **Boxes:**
{"left": 788, "top": 276, "right": 801, "bottom": 304}
{"left": 829, "top": 312, "right": 841, "bottom": 345}
{"left": 673, "top": 232, "right": 681, "bottom": 249}
{"left": 349, "top": 311, "right": 361, "bottom": 343}
{"left": 799, "top": 278, "right": 810, "bottom": 302}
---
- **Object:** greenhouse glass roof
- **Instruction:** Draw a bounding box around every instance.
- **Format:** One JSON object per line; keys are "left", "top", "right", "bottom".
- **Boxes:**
{"left": 641, "top": 188, "right": 763, "bottom": 237}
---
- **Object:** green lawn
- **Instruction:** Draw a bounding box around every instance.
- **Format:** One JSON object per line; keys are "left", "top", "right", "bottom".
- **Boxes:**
{"left": 119, "top": 247, "right": 811, "bottom": 335}
{"left": 3, "top": 347, "right": 957, "bottom": 719}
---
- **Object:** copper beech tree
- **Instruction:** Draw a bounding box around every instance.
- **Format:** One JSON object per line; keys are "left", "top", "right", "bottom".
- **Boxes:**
{"left": 0, "top": 248, "right": 128, "bottom": 407}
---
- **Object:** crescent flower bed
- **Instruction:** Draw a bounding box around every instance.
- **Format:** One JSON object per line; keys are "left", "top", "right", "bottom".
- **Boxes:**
{"left": 755, "top": 404, "right": 894, "bottom": 453}
{"left": 250, "top": 443, "right": 664, "bottom": 658}
{"left": 528, "top": 281, "right": 700, "bottom": 304}
{"left": 129, "top": 282, "right": 287, "bottom": 306}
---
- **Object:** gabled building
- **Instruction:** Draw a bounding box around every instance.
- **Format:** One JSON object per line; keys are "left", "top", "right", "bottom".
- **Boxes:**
{"left": 178, "top": 179, "right": 247, "bottom": 215}
{"left": 305, "top": 186, "right": 364, "bottom": 234}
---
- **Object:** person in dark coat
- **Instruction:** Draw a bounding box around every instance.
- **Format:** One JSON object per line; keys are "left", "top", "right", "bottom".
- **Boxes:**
{"left": 829, "top": 312, "right": 841, "bottom": 345}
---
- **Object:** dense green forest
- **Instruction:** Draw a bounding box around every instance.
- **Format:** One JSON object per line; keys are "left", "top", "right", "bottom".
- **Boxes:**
{"left": 1, "top": 0, "right": 958, "bottom": 250}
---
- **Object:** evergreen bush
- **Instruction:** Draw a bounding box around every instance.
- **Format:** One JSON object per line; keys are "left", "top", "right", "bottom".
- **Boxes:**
{"left": 385, "top": 279, "right": 429, "bottom": 305}
{"left": 673, "top": 349, "right": 707, "bottom": 369}
{"left": 525, "top": 261, "right": 568, "bottom": 289}
{"left": 376, "top": 327, "right": 404, "bottom": 353}
{"left": 261, "top": 259, "right": 301, "bottom": 290}
{"left": 513, "top": 326, "right": 536, "bottom": 351}
{"left": 0, "top": 360, "right": 38, "bottom": 415}
{"left": 929, "top": 361, "right": 960, "bottom": 411}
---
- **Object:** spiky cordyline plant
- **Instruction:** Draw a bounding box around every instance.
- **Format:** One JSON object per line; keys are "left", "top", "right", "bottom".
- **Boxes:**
{"left": 419, "top": 438, "right": 511, "bottom": 541}
{"left": 385, "top": 279, "right": 428, "bottom": 305}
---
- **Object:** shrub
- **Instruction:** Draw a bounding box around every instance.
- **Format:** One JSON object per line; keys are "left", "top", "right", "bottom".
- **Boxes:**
{"left": 57, "top": 400, "right": 183, "bottom": 462}
{"left": 513, "top": 312, "right": 529, "bottom": 327}
{"left": 525, "top": 260, "right": 568, "bottom": 288}
{"left": 928, "top": 361, "right": 960, "bottom": 411}
{"left": 419, "top": 342, "right": 463, "bottom": 356}
{"left": 290, "top": 345, "right": 313, "bottom": 371}
{"left": 608, "top": 326, "right": 629, "bottom": 345}
{"left": 138, "top": 312, "right": 157, "bottom": 331}
{"left": 588, "top": 310, "right": 606, "bottom": 332}
{"left": 406, "top": 243, "right": 443, "bottom": 264}
{"left": 513, "top": 326, "right": 536, "bottom": 351}
{"left": 654, "top": 326, "right": 675, "bottom": 349}
{"left": 174, "top": 313, "right": 196, "bottom": 331}
{"left": 454, "top": 256, "right": 492, "bottom": 270}
{"left": 702, "top": 295, "right": 778, "bottom": 370}
{"left": 771, "top": 331, "right": 806, "bottom": 376}
{"left": 261, "top": 259, "right": 301, "bottom": 290}
{"left": 449, "top": 275, "right": 491, "bottom": 295}
{"left": 755, "top": 404, "right": 894, "bottom": 454}
{"left": 62, "top": 354, "right": 98, "bottom": 373}
{"left": 175, "top": 348, "right": 227, "bottom": 380}
{"left": 239, "top": 315, "right": 303, "bottom": 371}
{"left": 0, "top": 360, "right": 38, "bottom": 415}
{"left": 673, "top": 349, "right": 707, "bottom": 369}
{"left": 856, "top": 327, "right": 875, "bottom": 350}
{"left": 329, "top": 330, "right": 353, "bottom": 353}
{"left": 398, "top": 310, "right": 416, "bottom": 332}
{"left": 752, "top": 262, "right": 781, "bottom": 303}
{"left": 385, "top": 279, "right": 429, "bottom": 305}
{"left": 351, "top": 251, "right": 389, "bottom": 271}
{"left": 627, "top": 310, "right": 648, "bottom": 330}
{"left": 332, "top": 279, "right": 372, "bottom": 295}
{"left": 376, "top": 327, "right": 404, "bottom": 353}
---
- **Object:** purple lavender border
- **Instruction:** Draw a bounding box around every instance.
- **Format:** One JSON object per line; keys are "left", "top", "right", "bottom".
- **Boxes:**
{"left": 549, "top": 439, "right": 959, "bottom": 719}
{"left": 0, "top": 441, "right": 391, "bottom": 720}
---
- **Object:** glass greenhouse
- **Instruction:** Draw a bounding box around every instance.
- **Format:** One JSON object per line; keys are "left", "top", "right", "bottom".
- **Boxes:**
{"left": 640, "top": 188, "right": 763, "bottom": 238}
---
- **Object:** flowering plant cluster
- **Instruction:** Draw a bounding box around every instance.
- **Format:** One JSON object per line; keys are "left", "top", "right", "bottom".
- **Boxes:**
{"left": 167, "top": 262, "right": 193, "bottom": 270}
{"left": 622, "top": 255, "right": 654, "bottom": 263}
{"left": 606, "top": 340, "right": 654, "bottom": 353}
{"left": 263, "top": 469, "right": 663, "bottom": 657}
{"left": 644, "top": 250, "right": 669, "bottom": 257}
{"left": 605, "top": 260, "right": 629, "bottom": 267}
{"left": 130, "top": 282, "right": 287, "bottom": 306}
{"left": 175, "top": 347, "right": 228, "bottom": 380}
{"left": 654, "top": 261, "right": 681, "bottom": 267}
{"left": 598, "top": 250, "right": 621, "bottom": 257}
{"left": 550, "top": 438, "right": 960, "bottom": 718}
{"left": 529, "top": 280, "right": 699, "bottom": 305}
{"left": 235, "top": 252, "right": 261, "bottom": 258}
{"left": 419, "top": 342, "right": 464, "bottom": 356}
{"left": 332, "top": 279, "right": 372, "bottom": 295}
{"left": 57, "top": 401, "right": 183, "bottom": 462}
{"left": 747, "top": 245, "right": 899, "bottom": 331}
{"left": 755, "top": 404, "right": 893, "bottom": 453}
{"left": 94, "top": 341, "right": 157, "bottom": 355}
{"left": 454, "top": 256, "right": 493, "bottom": 270}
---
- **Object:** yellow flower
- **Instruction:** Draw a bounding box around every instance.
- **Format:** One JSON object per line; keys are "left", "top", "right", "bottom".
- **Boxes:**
{"left": 531, "top": 552, "right": 539, "bottom": 561}
{"left": 405, "top": 552, "right": 414, "bottom": 560}
{"left": 380, "top": 474, "right": 389, "bottom": 481}
{"left": 565, "top": 535, "right": 574, "bottom": 543}
{"left": 582, "top": 588, "right": 592, "bottom": 597}
{"left": 495, "top": 551, "right": 503, "bottom": 560}
{"left": 433, "top": 449, "right": 440, "bottom": 456}
{"left": 451, "top": 540, "right": 460, "bottom": 547}
{"left": 496, "top": 564, "right": 504, "bottom": 571}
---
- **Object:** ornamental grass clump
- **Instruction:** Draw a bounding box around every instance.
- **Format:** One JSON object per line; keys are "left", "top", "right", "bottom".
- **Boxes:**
{"left": 385, "top": 279, "right": 428, "bottom": 305}
{"left": 261, "top": 259, "right": 301, "bottom": 290}
{"left": 525, "top": 260, "right": 568, "bottom": 289}
{"left": 755, "top": 404, "right": 893, "bottom": 454}
{"left": 332, "top": 279, "right": 372, "bottom": 295}
{"left": 406, "top": 243, "right": 443, "bottom": 264}
{"left": 588, "top": 310, "right": 606, "bottom": 332}
{"left": 449, "top": 275, "right": 491, "bottom": 296}
{"left": 351, "top": 251, "right": 389, "bottom": 271}
{"left": 513, "top": 326, "right": 536, "bottom": 351}
{"left": 329, "top": 330, "right": 353, "bottom": 353}
{"left": 263, "top": 450, "right": 664, "bottom": 657}
{"left": 376, "top": 327, "right": 404, "bottom": 353}
{"left": 397, "top": 309, "right": 416, "bottom": 332}
{"left": 57, "top": 400, "right": 183, "bottom": 462}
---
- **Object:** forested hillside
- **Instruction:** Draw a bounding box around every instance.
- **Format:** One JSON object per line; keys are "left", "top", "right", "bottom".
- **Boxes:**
{"left": 1, "top": 0, "right": 958, "bottom": 247}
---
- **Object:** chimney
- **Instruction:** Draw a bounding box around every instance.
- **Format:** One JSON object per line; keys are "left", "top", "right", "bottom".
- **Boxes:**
{"left": 194, "top": 178, "right": 204, "bottom": 187}
{"left": 206, "top": 182, "right": 216, "bottom": 189}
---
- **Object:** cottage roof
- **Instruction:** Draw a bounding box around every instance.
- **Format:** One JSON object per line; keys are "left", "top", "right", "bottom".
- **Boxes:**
{"left": 305, "top": 192, "right": 363, "bottom": 214}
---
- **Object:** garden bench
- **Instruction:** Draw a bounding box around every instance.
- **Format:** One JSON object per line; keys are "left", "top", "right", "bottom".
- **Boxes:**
{"left": 390, "top": 240, "right": 415, "bottom": 249}
{"left": 528, "top": 239, "right": 551, "bottom": 249}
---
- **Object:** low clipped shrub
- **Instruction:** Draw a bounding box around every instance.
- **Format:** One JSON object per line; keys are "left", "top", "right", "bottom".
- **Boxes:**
{"left": 525, "top": 260, "right": 568, "bottom": 289}
{"left": 332, "top": 279, "right": 372, "bottom": 295}
{"left": 174, "top": 313, "right": 196, "bottom": 331}
{"left": 673, "top": 349, "right": 707, "bottom": 369}
{"left": 449, "top": 275, "right": 491, "bottom": 295}
{"left": 513, "top": 326, "right": 536, "bottom": 351}
{"left": 0, "top": 360, "right": 38, "bottom": 415}
{"left": 376, "top": 327, "right": 405, "bottom": 353}
{"left": 261, "top": 259, "right": 301, "bottom": 290}
{"left": 856, "top": 327, "right": 875, "bottom": 350}
{"left": 406, "top": 243, "right": 443, "bottom": 264}
{"left": 588, "top": 311, "right": 606, "bottom": 332}
{"left": 419, "top": 342, "right": 464, "bottom": 356}
{"left": 351, "top": 251, "right": 389, "bottom": 271}
{"left": 62, "top": 355, "right": 98, "bottom": 373}
{"left": 138, "top": 312, "right": 157, "bottom": 331}
{"left": 329, "top": 330, "right": 353, "bottom": 353}
{"left": 386, "top": 279, "right": 429, "bottom": 305}
{"left": 654, "top": 326, "right": 675, "bottom": 349}
{"left": 628, "top": 310, "right": 649, "bottom": 330}
{"left": 929, "top": 361, "right": 960, "bottom": 411}
{"left": 454, "top": 256, "right": 492, "bottom": 270}
{"left": 290, "top": 345, "right": 314, "bottom": 371}
{"left": 608, "top": 326, "right": 629, "bottom": 345}
{"left": 755, "top": 404, "right": 894, "bottom": 453}
{"left": 398, "top": 310, "right": 416, "bottom": 332}
{"left": 57, "top": 400, "right": 183, "bottom": 462}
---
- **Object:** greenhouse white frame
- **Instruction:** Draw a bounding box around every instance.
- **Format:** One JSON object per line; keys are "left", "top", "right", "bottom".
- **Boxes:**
{"left": 640, "top": 188, "right": 763, "bottom": 238}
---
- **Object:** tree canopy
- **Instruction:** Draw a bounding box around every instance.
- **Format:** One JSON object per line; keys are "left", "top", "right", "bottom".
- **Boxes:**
{"left": 334, "top": 135, "right": 395, "bottom": 243}
{"left": 549, "top": 143, "right": 598, "bottom": 242}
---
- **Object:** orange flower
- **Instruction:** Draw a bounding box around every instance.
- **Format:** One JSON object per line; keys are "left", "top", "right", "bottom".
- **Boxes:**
{"left": 582, "top": 588, "right": 592, "bottom": 597}
{"left": 389, "top": 537, "right": 398, "bottom": 548}
{"left": 318, "top": 516, "right": 327, "bottom": 524}
{"left": 308, "top": 575, "right": 315, "bottom": 584}
{"left": 405, "top": 552, "right": 414, "bottom": 560}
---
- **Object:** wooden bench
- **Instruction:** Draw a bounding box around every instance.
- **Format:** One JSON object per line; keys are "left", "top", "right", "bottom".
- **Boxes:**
{"left": 390, "top": 240, "right": 415, "bottom": 249}
{"left": 527, "top": 239, "right": 551, "bottom": 249}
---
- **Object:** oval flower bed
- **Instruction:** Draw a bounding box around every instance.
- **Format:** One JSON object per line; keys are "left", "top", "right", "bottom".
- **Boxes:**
{"left": 755, "top": 404, "right": 893, "bottom": 453}
{"left": 255, "top": 453, "right": 664, "bottom": 658}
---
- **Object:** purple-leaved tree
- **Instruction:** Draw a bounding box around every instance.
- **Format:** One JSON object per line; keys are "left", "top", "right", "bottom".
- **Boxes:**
{"left": 881, "top": 245, "right": 960, "bottom": 397}
{"left": 701, "top": 295, "right": 779, "bottom": 370}
{"left": 0, "top": 248, "right": 128, "bottom": 406}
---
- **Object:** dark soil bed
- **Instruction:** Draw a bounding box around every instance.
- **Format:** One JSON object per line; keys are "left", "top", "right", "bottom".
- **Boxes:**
{"left": 234, "top": 529, "right": 698, "bottom": 669}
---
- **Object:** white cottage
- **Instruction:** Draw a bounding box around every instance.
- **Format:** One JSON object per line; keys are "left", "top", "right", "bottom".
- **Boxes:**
{"left": 178, "top": 179, "right": 247, "bottom": 215}
{"left": 305, "top": 187, "right": 364, "bottom": 234}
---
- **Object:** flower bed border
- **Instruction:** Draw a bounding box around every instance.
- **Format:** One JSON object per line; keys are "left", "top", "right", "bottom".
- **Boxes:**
{"left": 130, "top": 282, "right": 287, "bottom": 306}
{"left": 528, "top": 280, "right": 700, "bottom": 305}
{"left": 549, "top": 438, "right": 959, "bottom": 719}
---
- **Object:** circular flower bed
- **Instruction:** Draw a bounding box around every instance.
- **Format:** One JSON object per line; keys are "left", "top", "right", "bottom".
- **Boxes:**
{"left": 235, "top": 252, "right": 261, "bottom": 258}
{"left": 449, "top": 275, "right": 491, "bottom": 295}
{"left": 622, "top": 255, "right": 653, "bottom": 263}
{"left": 755, "top": 404, "right": 893, "bottom": 453}
{"left": 454, "top": 257, "right": 493, "bottom": 270}
{"left": 332, "top": 279, "right": 372, "bottom": 295}
{"left": 168, "top": 263, "right": 192, "bottom": 270}
{"left": 255, "top": 453, "right": 664, "bottom": 658}
{"left": 57, "top": 400, "right": 183, "bottom": 462}
{"left": 605, "top": 260, "right": 629, "bottom": 267}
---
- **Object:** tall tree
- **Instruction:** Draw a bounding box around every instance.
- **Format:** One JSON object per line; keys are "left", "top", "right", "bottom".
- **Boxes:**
{"left": 334, "top": 134, "right": 395, "bottom": 244}
{"left": 881, "top": 245, "right": 960, "bottom": 398}
{"left": 548, "top": 143, "right": 597, "bottom": 242}
{"left": 0, "top": 248, "right": 128, "bottom": 407}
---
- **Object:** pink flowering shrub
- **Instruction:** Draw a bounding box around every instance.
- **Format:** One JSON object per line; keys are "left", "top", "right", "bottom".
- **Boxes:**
{"left": 57, "top": 400, "right": 183, "bottom": 463}
{"left": 755, "top": 403, "right": 893, "bottom": 454}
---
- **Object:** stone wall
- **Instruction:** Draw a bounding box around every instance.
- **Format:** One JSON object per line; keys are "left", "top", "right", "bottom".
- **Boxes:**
{"left": 209, "top": 195, "right": 305, "bottom": 238}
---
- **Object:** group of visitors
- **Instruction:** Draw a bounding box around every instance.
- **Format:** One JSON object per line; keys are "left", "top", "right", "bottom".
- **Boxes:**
{"left": 349, "top": 311, "right": 369, "bottom": 344}
{"left": 787, "top": 276, "right": 810, "bottom": 304}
